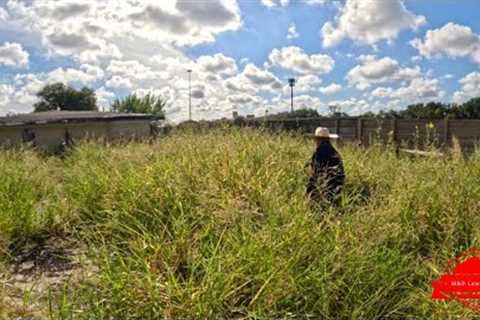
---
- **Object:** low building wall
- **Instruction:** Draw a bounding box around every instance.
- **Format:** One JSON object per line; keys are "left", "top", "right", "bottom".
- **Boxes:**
{"left": 0, "top": 119, "right": 155, "bottom": 153}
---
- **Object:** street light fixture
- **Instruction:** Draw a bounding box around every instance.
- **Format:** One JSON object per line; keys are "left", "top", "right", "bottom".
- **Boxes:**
{"left": 328, "top": 104, "right": 340, "bottom": 117}
{"left": 288, "top": 78, "right": 296, "bottom": 113}
{"left": 187, "top": 69, "right": 192, "bottom": 121}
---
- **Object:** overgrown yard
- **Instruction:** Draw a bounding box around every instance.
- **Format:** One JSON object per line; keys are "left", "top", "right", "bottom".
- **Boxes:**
{"left": 1, "top": 127, "right": 480, "bottom": 319}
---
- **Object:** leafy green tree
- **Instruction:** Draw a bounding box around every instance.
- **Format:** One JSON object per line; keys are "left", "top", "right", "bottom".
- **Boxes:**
{"left": 262, "top": 108, "right": 322, "bottom": 120}
{"left": 454, "top": 97, "right": 480, "bottom": 119}
{"left": 111, "top": 93, "right": 166, "bottom": 118}
{"left": 360, "top": 111, "right": 378, "bottom": 118}
{"left": 403, "top": 102, "right": 449, "bottom": 119}
{"left": 34, "top": 83, "right": 97, "bottom": 112}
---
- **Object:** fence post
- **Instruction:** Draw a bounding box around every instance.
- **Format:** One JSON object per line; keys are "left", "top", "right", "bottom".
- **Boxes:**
{"left": 357, "top": 118, "right": 363, "bottom": 145}
{"left": 444, "top": 118, "right": 449, "bottom": 146}
{"left": 335, "top": 118, "right": 340, "bottom": 134}
{"left": 392, "top": 119, "right": 399, "bottom": 156}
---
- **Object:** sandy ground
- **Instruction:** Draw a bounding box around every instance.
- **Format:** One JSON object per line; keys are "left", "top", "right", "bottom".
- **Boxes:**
{"left": 2, "top": 236, "right": 96, "bottom": 319}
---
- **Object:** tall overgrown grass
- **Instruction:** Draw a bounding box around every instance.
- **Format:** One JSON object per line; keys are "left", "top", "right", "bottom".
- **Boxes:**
{"left": 1, "top": 126, "right": 480, "bottom": 319}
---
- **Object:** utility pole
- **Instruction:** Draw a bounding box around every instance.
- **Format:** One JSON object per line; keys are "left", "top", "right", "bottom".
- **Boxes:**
{"left": 288, "top": 78, "right": 296, "bottom": 113}
{"left": 328, "top": 104, "right": 340, "bottom": 117}
{"left": 187, "top": 69, "right": 192, "bottom": 121}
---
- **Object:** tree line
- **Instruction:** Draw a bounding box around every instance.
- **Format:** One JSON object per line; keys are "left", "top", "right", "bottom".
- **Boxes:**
{"left": 33, "top": 82, "right": 166, "bottom": 118}
{"left": 259, "top": 97, "right": 480, "bottom": 120}
{"left": 360, "top": 98, "right": 480, "bottom": 119}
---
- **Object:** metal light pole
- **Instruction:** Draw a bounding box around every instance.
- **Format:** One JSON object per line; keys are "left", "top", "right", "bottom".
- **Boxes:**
{"left": 328, "top": 104, "right": 339, "bottom": 117}
{"left": 187, "top": 69, "right": 192, "bottom": 121}
{"left": 288, "top": 78, "right": 296, "bottom": 113}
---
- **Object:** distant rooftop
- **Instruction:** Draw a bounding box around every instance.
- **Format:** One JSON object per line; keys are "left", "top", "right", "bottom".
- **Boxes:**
{"left": 0, "top": 111, "right": 161, "bottom": 126}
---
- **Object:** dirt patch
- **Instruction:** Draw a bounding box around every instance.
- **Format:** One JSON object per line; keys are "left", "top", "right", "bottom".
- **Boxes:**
{"left": 2, "top": 236, "right": 96, "bottom": 319}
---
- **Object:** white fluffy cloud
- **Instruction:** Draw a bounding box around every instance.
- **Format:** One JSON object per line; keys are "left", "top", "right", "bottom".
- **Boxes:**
{"left": 128, "top": 0, "right": 241, "bottom": 45}
{"left": 96, "top": 87, "right": 116, "bottom": 111}
{"left": 327, "top": 97, "right": 369, "bottom": 115}
{"left": 371, "top": 78, "right": 441, "bottom": 100}
{"left": 269, "top": 46, "right": 334, "bottom": 75}
{"left": 411, "top": 23, "right": 480, "bottom": 64}
{"left": 0, "top": 1, "right": 247, "bottom": 120}
{"left": 0, "top": 84, "right": 14, "bottom": 106}
{"left": 106, "top": 75, "right": 133, "bottom": 89}
{"left": 107, "top": 60, "right": 160, "bottom": 81}
{"left": 196, "top": 53, "right": 238, "bottom": 76}
{"left": 319, "top": 83, "right": 342, "bottom": 95}
{"left": 241, "top": 63, "right": 282, "bottom": 92}
{"left": 270, "top": 94, "right": 325, "bottom": 114}
{"left": 4, "top": 0, "right": 241, "bottom": 64}
{"left": 321, "top": 0, "right": 425, "bottom": 47}
{"left": 47, "top": 65, "right": 104, "bottom": 85}
{"left": 260, "top": 0, "right": 290, "bottom": 7}
{"left": 347, "top": 55, "right": 421, "bottom": 90}
{"left": 287, "top": 23, "right": 299, "bottom": 39}
{"left": 453, "top": 72, "right": 480, "bottom": 103}
{"left": 0, "top": 42, "right": 29, "bottom": 67}
{"left": 282, "top": 74, "right": 321, "bottom": 95}
{"left": 303, "top": 0, "right": 327, "bottom": 5}
{"left": 261, "top": 0, "right": 326, "bottom": 7}
{"left": 0, "top": 0, "right": 466, "bottom": 121}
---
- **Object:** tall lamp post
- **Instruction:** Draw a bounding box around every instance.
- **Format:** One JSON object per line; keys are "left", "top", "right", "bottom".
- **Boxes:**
{"left": 288, "top": 78, "right": 296, "bottom": 113}
{"left": 187, "top": 69, "right": 192, "bottom": 121}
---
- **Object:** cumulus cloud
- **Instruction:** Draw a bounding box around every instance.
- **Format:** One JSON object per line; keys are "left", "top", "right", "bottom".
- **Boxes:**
{"left": 327, "top": 98, "right": 369, "bottom": 115}
{"left": 0, "top": 0, "right": 455, "bottom": 122}
{"left": 0, "top": 84, "right": 14, "bottom": 107}
{"left": 241, "top": 63, "right": 283, "bottom": 92}
{"left": 287, "top": 23, "right": 299, "bottom": 39}
{"left": 95, "top": 86, "right": 115, "bottom": 111}
{"left": 0, "top": 42, "right": 29, "bottom": 67}
{"left": 270, "top": 94, "right": 325, "bottom": 114}
{"left": 106, "top": 75, "right": 133, "bottom": 89}
{"left": 411, "top": 23, "right": 480, "bottom": 64}
{"left": 453, "top": 72, "right": 480, "bottom": 103}
{"left": 228, "top": 93, "right": 255, "bottom": 104}
{"left": 5, "top": 0, "right": 241, "bottom": 64}
{"left": 321, "top": 0, "right": 426, "bottom": 47}
{"left": 350, "top": 98, "right": 403, "bottom": 116}
{"left": 196, "top": 53, "right": 238, "bottom": 76}
{"left": 347, "top": 55, "right": 421, "bottom": 90}
{"left": 319, "top": 83, "right": 342, "bottom": 95}
{"left": 0, "top": 7, "right": 8, "bottom": 21}
{"left": 191, "top": 83, "right": 206, "bottom": 99}
{"left": 282, "top": 74, "right": 321, "bottom": 95}
{"left": 260, "top": 0, "right": 289, "bottom": 7}
{"left": 303, "top": 0, "right": 327, "bottom": 5}
{"left": 261, "top": 0, "right": 325, "bottom": 7}
{"left": 269, "top": 46, "right": 334, "bottom": 75}
{"left": 47, "top": 65, "right": 104, "bottom": 85}
{"left": 371, "top": 78, "right": 441, "bottom": 100}
{"left": 107, "top": 60, "right": 159, "bottom": 81}
{"left": 0, "top": 0, "right": 248, "bottom": 120}
{"left": 176, "top": 0, "right": 238, "bottom": 27}
{"left": 128, "top": 0, "right": 241, "bottom": 45}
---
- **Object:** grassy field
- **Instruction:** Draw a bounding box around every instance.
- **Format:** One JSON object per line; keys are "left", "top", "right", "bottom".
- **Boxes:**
{"left": 1, "top": 126, "right": 480, "bottom": 319}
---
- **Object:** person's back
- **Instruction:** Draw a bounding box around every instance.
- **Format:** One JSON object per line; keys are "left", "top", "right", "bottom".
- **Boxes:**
{"left": 305, "top": 127, "right": 345, "bottom": 203}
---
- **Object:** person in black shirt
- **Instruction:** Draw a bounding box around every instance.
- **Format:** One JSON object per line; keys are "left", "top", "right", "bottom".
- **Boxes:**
{"left": 306, "top": 127, "right": 345, "bottom": 203}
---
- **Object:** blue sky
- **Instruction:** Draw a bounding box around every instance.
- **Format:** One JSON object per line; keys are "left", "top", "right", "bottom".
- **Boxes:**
{"left": 0, "top": 0, "right": 479, "bottom": 121}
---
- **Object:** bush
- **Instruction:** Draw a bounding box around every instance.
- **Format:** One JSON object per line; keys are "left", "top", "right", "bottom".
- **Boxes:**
{"left": 111, "top": 93, "right": 166, "bottom": 118}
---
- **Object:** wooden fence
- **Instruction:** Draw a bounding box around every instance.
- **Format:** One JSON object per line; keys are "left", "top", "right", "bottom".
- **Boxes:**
{"left": 235, "top": 118, "right": 480, "bottom": 150}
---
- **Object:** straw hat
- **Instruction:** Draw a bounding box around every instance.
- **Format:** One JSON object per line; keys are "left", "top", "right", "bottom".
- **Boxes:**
{"left": 306, "top": 126, "right": 339, "bottom": 139}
